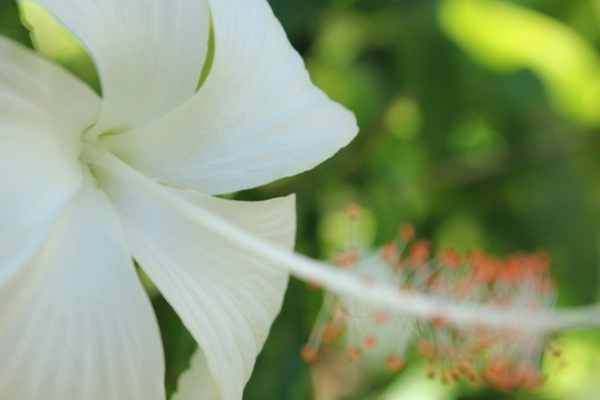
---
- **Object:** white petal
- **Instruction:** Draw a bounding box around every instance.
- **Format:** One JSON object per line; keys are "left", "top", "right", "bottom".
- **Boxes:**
{"left": 96, "top": 169, "right": 295, "bottom": 400}
{"left": 0, "top": 169, "right": 164, "bottom": 400}
{"left": 26, "top": 0, "right": 210, "bottom": 133}
{"left": 171, "top": 348, "right": 217, "bottom": 400}
{"left": 103, "top": 0, "right": 358, "bottom": 195}
{"left": 0, "top": 37, "right": 99, "bottom": 284}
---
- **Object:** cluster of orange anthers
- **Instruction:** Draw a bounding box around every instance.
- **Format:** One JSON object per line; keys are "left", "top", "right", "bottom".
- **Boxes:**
{"left": 302, "top": 220, "right": 558, "bottom": 392}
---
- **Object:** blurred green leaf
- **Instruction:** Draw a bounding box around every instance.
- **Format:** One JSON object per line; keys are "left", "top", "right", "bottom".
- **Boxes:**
{"left": 439, "top": 0, "right": 600, "bottom": 126}
{"left": 0, "top": 0, "right": 31, "bottom": 47}
{"left": 20, "top": 2, "right": 100, "bottom": 92}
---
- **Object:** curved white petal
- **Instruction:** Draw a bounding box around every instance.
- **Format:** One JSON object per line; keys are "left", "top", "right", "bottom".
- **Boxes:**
{"left": 96, "top": 169, "right": 295, "bottom": 400}
{"left": 171, "top": 348, "right": 217, "bottom": 400}
{"left": 0, "top": 37, "right": 99, "bottom": 285}
{"left": 103, "top": 0, "right": 358, "bottom": 195}
{"left": 0, "top": 169, "right": 164, "bottom": 400}
{"left": 25, "top": 0, "right": 210, "bottom": 133}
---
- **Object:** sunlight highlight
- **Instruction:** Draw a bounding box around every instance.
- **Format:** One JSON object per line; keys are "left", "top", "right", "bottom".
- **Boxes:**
{"left": 439, "top": 0, "right": 600, "bottom": 126}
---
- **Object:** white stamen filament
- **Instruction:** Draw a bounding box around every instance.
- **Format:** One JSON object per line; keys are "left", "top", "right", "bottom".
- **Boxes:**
{"left": 81, "top": 142, "right": 600, "bottom": 335}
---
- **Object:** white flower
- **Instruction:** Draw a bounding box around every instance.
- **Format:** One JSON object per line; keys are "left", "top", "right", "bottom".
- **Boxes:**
{"left": 0, "top": 0, "right": 357, "bottom": 399}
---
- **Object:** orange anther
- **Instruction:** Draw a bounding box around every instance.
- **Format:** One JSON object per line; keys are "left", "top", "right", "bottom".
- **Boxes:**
{"left": 430, "top": 314, "right": 447, "bottom": 328}
{"left": 498, "top": 258, "right": 521, "bottom": 283}
{"left": 322, "top": 323, "right": 344, "bottom": 344}
{"left": 332, "top": 249, "right": 359, "bottom": 267}
{"left": 439, "top": 247, "right": 461, "bottom": 269}
{"left": 450, "top": 371, "right": 459, "bottom": 382}
{"left": 540, "top": 277, "right": 557, "bottom": 294}
{"left": 347, "top": 346, "right": 362, "bottom": 361}
{"left": 300, "top": 345, "right": 319, "bottom": 364}
{"left": 427, "top": 369, "right": 436, "bottom": 379}
{"left": 381, "top": 242, "right": 397, "bottom": 262}
{"left": 518, "top": 365, "right": 543, "bottom": 389}
{"left": 441, "top": 373, "right": 450, "bottom": 385}
{"left": 528, "top": 251, "right": 551, "bottom": 272}
{"left": 385, "top": 355, "right": 406, "bottom": 372}
{"left": 457, "top": 277, "right": 475, "bottom": 296}
{"left": 417, "top": 341, "right": 436, "bottom": 357}
{"left": 471, "top": 255, "right": 497, "bottom": 283}
{"left": 399, "top": 223, "right": 416, "bottom": 242}
{"left": 410, "top": 240, "right": 431, "bottom": 264}
{"left": 364, "top": 334, "right": 378, "bottom": 349}
{"left": 345, "top": 204, "right": 361, "bottom": 220}
{"left": 482, "top": 357, "right": 533, "bottom": 392}
{"left": 371, "top": 311, "right": 389, "bottom": 325}
{"left": 457, "top": 361, "right": 474, "bottom": 377}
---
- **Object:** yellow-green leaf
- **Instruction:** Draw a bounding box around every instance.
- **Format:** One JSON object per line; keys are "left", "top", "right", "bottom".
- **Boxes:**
{"left": 439, "top": 0, "right": 600, "bottom": 126}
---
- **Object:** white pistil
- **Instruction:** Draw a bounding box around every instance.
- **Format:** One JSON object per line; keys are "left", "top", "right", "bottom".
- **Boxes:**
{"left": 81, "top": 142, "right": 600, "bottom": 335}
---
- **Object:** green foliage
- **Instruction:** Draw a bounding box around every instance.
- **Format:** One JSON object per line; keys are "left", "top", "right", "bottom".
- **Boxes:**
{"left": 439, "top": 0, "right": 600, "bottom": 126}
{"left": 0, "top": 0, "right": 31, "bottom": 47}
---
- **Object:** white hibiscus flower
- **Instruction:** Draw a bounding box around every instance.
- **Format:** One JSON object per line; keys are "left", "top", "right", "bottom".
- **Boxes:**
{"left": 0, "top": 1, "right": 357, "bottom": 399}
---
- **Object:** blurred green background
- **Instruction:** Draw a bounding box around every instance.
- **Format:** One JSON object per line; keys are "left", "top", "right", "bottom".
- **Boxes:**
{"left": 3, "top": 0, "right": 600, "bottom": 398}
